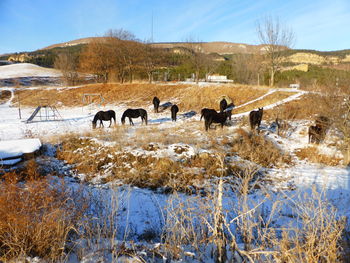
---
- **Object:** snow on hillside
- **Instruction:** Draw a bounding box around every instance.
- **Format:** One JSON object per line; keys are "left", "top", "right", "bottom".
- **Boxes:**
{"left": 0, "top": 63, "right": 62, "bottom": 79}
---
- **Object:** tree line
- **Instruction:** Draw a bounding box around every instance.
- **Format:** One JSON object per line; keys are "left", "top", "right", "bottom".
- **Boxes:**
{"left": 54, "top": 29, "right": 268, "bottom": 86}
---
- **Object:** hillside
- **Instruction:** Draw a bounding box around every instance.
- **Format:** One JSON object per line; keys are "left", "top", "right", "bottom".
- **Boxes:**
{"left": 40, "top": 37, "right": 103, "bottom": 50}
{"left": 150, "top": 41, "right": 271, "bottom": 54}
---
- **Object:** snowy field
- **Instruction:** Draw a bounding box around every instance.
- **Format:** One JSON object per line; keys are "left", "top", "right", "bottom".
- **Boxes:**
{"left": 0, "top": 63, "right": 349, "bottom": 262}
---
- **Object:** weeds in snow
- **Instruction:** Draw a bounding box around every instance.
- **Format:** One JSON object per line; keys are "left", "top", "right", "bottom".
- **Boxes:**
{"left": 0, "top": 160, "right": 86, "bottom": 261}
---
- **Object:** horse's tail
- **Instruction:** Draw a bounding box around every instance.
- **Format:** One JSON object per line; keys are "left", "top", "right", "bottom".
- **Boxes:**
{"left": 121, "top": 113, "right": 126, "bottom": 125}
{"left": 200, "top": 109, "right": 205, "bottom": 121}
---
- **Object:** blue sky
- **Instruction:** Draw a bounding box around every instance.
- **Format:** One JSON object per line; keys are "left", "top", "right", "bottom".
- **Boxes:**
{"left": 0, "top": 0, "right": 349, "bottom": 54}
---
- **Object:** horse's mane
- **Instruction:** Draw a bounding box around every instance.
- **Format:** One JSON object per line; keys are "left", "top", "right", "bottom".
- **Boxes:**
{"left": 92, "top": 112, "right": 100, "bottom": 124}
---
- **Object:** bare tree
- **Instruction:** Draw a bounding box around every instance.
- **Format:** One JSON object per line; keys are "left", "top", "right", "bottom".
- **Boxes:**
{"left": 54, "top": 52, "right": 79, "bottom": 85}
{"left": 257, "top": 16, "right": 295, "bottom": 86}
{"left": 105, "top": 29, "right": 144, "bottom": 83}
{"left": 231, "top": 53, "right": 263, "bottom": 85}
{"left": 184, "top": 38, "right": 207, "bottom": 84}
{"left": 79, "top": 38, "right": 115, "bottom": 82}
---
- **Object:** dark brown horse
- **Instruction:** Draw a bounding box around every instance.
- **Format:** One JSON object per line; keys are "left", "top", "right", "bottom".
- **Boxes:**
{"left": 203, "top": 110, "right": 230, "bottom": 131}
{"left": 153, "top": 97, "right": 160, "bottom": 113}
{"left": 171, "top": 104, "right": 179, "bottom": 121}
{"left": 200, "top": 108, "right": 217, "bottom": 121}
{"left": 249, "top": 107, "right": 263, "bottom": 133}
{"left": 220, "top": 99, "right": 235, "bottom": 120}
{"left": 92, "top": 110, "right": 116, "bottom": 129}
{"left": 121, "top": 108, "right": 148, "bottom": 125}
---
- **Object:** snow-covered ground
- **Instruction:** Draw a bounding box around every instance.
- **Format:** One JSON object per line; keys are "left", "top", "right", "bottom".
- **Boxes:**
{"left": 0, "top": 138, "right": 41, "bottom": 166}
{"left": 0, "top": 63, "right": 62, "bottom": 79}
{"left": 0, "top": 64, "right": 349, "bottom": 261}
{"left": 1, "top": 83, "right": 349, "bottom": 209}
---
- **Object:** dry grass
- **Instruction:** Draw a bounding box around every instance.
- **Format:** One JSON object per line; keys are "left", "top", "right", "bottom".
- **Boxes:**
{"left": 176, "top": 84, "right": 269, "bottom": 111}
{"left": 56, "top": 134, "right": 224, "bottom": 191}
{"left": 231, "top": 128, "right": 292, "bottom": 167}
{"left": 234, "top": 91, "right": 298, "bottom": 115}
{"left": 12, "top": 83, "right": 269, "bottom": 111}
{"left": 274, "top": 187, "right": 345, "bottom": 262}
{"left": 264, "top": 93, "right": 331, "bottom": 121}
{"left": 295, "top": 146, "right": 342, "bottom": 166}
{"left": 0, "top": 90, "right": 12, "bottom": 104}
{"left": 0, "top": 160, "right": 86, "bottom": 261}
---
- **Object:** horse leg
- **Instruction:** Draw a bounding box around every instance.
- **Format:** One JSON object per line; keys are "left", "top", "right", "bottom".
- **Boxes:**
{"left": 100, "top": 120, "right": 104, "bottom": 128}
{"left": 129, "top": 117, "right": 134, "bottom": 126}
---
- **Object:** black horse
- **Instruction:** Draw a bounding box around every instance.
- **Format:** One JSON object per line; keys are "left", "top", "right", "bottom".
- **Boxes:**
{"left": 200, "top": 108, "right": 217, "bottom": 121}
{"left": 308, "top": 125, "right": 322, "bottom": 143}
{"left": 204, "top": 111, "right": 229, "bottom": 131}
{"left": 171, "top": 104, "right": 179, "bottom": 121}
{"left": 220, "top": 99, "right": 235, "bottom": 120}
{"left": 92, "top": 110, "right": 116, "bottom": 129}
{"left": 121, "top": 108, "right": 148, "bottom": 125}
{"left": 219, "top": 99, "right": 228, "bottom": 113}
{"left": 153, "top": 96, "right": 160, "bottom": 113}
{"left": 249, "top": 107, "right": 263, "bottom": 133}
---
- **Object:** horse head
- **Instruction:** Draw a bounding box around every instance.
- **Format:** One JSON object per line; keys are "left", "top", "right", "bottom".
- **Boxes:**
{"left": 92, "top": 121, "right": 97, "bottom": 129}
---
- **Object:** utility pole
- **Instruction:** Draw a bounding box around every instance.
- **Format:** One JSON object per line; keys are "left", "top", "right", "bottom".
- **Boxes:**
{"left": 18, "top": 92, "right": 22, "bottom": 119}
{"left": 151, "top": 11, "right": 154, "bottom": 43}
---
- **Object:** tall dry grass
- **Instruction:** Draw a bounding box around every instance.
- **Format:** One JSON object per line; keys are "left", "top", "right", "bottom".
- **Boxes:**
{"left": 295, "top": 146, "right": 342, "bottom": 166}
{"left": 0, "top": 160, "right": 86, "bottom": 261}
{"left": 231, "top": 128, "right": 292, "bottom": 167}
{"left": 274, "top": 187, "right": 346, "bottom": 262}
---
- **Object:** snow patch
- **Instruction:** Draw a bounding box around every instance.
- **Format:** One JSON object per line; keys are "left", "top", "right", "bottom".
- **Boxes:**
{"left": 0, "top": 138, "right": 42, "bottom": 159}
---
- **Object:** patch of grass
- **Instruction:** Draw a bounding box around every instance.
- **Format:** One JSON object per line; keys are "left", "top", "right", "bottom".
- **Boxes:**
{"left": 0, "top": 90, "right": 12, "bottom": 104}
{"left": 231, "top": 128, "right": 292, "bottom": 167}
{"left": 56, "top": 133, "right": 225, "bottom": 191}
{"left": 234, "top": 91, "right": 298, "bottom": 115}
{"left": 295, "top": 146, "right": 342, "bottom": 166}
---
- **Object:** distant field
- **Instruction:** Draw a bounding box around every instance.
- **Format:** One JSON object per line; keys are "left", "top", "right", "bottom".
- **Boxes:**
{"left": 14, "top": 83, "right": 272, "bottom": 112}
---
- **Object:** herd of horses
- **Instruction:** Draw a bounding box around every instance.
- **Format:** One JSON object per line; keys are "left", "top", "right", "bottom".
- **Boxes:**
{"left": 91, "top": 96, "right": 330, "bottom": 144}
